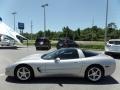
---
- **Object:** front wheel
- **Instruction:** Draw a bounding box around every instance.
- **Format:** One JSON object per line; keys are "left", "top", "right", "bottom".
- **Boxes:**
{"left": 85, "top": 66, "right": 103, "bottom": 82}
{"left": 15, "top": 66, "right": 33, "bottom": 81}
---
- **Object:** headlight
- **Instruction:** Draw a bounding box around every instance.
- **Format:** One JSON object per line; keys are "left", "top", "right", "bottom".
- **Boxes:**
{"left": 5, "top": 64, "right": 16, "bottom": 76}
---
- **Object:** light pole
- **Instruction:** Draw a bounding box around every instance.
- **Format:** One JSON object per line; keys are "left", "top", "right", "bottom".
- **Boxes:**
{"left": 12, "top": 12, "right": 17, "bottom": 31}
{"left": 91, "top": 16, "right": 94, "bottom": 41}
{"left": 31, "top": 20, "right": 33, "bottom": 40}
{"left": 41, "top": 4, "right": 48, "bottom": 37}
{"left": 104, "top": 0, "right": 109, "bottom": 46}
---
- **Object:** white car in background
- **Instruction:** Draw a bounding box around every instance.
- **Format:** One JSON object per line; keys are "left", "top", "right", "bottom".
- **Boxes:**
{"left": 105, "top": 39, "right": 120, "bottom": 54}
{"left": 0, "top": 39, "right": 15, "bottom": 46}
{"left": 0, "top": 35, "right": 15, "bottom": 46}
{"left": 5, "top": 48, "right": 116, "bottom": 82}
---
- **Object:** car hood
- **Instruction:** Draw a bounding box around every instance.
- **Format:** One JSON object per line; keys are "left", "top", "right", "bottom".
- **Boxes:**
{"left": 14, "top": 53, "right": 44, "bottom": 65}
{"left": 20, "top": 54, "right": 42, "bottom": 61}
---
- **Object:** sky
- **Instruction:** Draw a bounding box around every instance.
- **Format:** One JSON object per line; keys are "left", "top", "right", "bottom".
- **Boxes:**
{"left": 0, "top": 0, "right": 120, "bottom": 33}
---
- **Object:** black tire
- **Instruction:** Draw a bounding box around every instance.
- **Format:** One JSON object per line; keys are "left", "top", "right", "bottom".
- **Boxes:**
{"left": 36, "top": 47, "right": 39, "bottom": 50}
{"left": 14, "top": 65, "right": 34, "bottom": 81}
{"left": 48, "top": 45, "right": 51, "bottom": 50}
{"left": 85, "top": 66, "right": 103, "bottom": 82}
{"left": 47, "top": 47, "right": 50, "bottom": 50}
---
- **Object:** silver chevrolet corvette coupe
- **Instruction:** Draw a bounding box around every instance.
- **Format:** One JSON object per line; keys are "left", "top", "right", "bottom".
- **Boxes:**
{"left": 5, "top": 48, "right": 116, "bottom": 82}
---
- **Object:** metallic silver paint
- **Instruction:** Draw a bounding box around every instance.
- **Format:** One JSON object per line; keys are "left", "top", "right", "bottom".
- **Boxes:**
{"left": 5, "top": 48, "right": 116, "bottom": 80}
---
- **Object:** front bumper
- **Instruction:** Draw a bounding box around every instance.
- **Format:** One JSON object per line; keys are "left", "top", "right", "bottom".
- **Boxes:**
{"left": 5, "top": 65, "right": 15, "bottom": 76}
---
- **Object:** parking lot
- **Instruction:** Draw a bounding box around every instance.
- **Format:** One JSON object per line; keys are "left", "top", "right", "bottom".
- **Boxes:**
{"left": 0, "top": 46, "right": 120, "bottom": 90}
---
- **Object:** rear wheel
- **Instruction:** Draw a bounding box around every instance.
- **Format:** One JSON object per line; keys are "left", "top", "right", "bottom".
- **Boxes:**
{"left": 85, "top": 66, "right": 103, "bottom": 82}
{"left": 36, "top": 47, "right": 39, "bottom": 50}
{"left": 48, "top": 45, "right": 51, "bottom": 50}
{"left": 15, "top": 65, "right": 33, "bottom": 81}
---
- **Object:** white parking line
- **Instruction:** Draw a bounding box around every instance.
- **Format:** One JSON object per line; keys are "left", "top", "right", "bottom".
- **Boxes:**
{"left": 0, "top": 73, "right": 5, "bottom": 77}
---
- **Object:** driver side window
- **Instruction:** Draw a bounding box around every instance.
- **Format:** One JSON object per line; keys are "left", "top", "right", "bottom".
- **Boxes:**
{"left": 58, "top": 49, "right": 79, "bottom": 60}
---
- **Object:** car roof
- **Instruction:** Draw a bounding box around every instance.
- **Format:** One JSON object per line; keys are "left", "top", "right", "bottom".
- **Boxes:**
{"left": 109, "top": 39, "right": 120, "bottom": 41}
{"left": 66, "top": 48, "right": 85, "bottom": 58}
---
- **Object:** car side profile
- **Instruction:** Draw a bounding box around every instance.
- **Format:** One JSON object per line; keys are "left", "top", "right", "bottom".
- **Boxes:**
{"left": 0, "top": 35, "right": 15, "bottom": 46}
{"left": 5, "top": 48, "right": 116, "bottom": 82}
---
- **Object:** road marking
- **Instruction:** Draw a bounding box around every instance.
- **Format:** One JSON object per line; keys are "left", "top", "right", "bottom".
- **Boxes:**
{"left": 0, "top": 73, "right": 5, "bottom": 77}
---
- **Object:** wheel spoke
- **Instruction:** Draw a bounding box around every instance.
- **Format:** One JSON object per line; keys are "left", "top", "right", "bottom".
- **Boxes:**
{"left": 21, "top": 74, "right": 25, "bottom": 78}
{"left": 26, "top": 71, "right": 30, "bottom": 74}
{"left": 23, "top": 74, "right": 27, "bottom": 79}
{"left": 19, "top": 71, "right": 24, "bottom": 74}
{"left": 93, "top": 75, "right": 96, "bottom": 80}
{"left": 91, "top": 69, "right": 95, "bottom": 73}
{"left": 95, "top": 69, "right": 99, "bottom": 74}
{"left": 22, "top": 67, "right": 26, "bottom": 73}
{"left": 95, "top": 74, "right": 100, "bottom": 77}
{"left": 88, "top": 73, "right": 93, "bottom": 77}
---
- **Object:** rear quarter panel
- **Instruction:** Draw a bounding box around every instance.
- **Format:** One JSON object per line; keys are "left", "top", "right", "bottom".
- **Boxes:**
{"left": 79, "top": 55, "right": 116, "bottom": 77}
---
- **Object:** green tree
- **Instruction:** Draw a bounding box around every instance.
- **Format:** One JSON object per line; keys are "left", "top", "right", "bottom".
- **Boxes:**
{"left": 107, "top": 22, "right": 118, "bottom": 39}
{"left": 36, "top": 31, "right": 43, "bottom": 38}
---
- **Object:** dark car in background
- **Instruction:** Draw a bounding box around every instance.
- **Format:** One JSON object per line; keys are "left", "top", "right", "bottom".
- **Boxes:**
{"left": 35, "top": 37, "right": 51, "bottom": 50}
{"left": 56, "top": 38, "right": 79, "bottom": 49}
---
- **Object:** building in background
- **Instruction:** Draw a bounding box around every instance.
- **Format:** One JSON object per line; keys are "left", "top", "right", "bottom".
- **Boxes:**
{"left": 0, "top": 17, "right": 27, "bottom": 46}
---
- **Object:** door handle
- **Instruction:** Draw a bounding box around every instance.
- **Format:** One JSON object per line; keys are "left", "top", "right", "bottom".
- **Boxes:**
{"left": 74, "top": 62, "right": 79, "bottom": 63}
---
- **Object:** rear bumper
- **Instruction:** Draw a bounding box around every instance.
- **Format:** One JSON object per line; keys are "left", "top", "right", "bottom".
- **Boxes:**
{"left": 36, "top": 46, "right": 49, "bottom": 48}
{"left": 35, "top": 45, "right": 50, "bottom": 48}
{"left": 35, "top": 45, "right": 51, "bottom": 50}
{"left": 104, "top": 61, "right": 116, "bottom": 76}
{"left": 105, "top": 46, "right": 120, "bottom": 53}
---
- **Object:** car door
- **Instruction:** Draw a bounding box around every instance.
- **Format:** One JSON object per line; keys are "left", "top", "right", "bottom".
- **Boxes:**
{"left": 45, "top": 48, "right": 83, "bottom": 75}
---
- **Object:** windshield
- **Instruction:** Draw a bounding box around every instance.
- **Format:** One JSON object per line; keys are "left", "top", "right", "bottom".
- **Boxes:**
{"left": 41, "top": 49, "right": 60, "bottom": 60}
{"left": 41, "top": 48, "right": 79, "bottom": 60}
{"left": 109, "top": 41, "right": 120, "bottom": 45}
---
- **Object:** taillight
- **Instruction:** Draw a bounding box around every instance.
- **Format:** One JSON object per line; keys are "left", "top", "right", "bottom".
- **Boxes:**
{"left": 106, "top": 44, "right": 111, "bottom": 47}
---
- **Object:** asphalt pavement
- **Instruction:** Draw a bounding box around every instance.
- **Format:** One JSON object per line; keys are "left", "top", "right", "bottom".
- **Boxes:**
{"left": 0, "top": 46, "right": 120, "bottom": 90}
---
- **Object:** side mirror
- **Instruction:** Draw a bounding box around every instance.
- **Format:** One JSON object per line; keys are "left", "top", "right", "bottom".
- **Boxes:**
{"left": 55, "top": 57, "right": 60, "bottom": 63}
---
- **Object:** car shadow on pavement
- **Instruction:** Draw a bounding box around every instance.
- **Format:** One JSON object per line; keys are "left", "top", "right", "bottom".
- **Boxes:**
{"left": 36, "top": 48, "right": 51, "bottom": 51}
{"left": 0, "top": 46, "right": 30, "bottom": 50}
{"left": 105, "top": 53, "right": 120, "bottom": 59}
{"left": 6, "top": 76, "right": 119, "bottom": 86}
{"left": 0, "top": 46, "right": 18, "bottom": 49}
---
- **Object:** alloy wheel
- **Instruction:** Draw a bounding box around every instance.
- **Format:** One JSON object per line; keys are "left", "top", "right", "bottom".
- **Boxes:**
{"left": 16, "top": 67, "right": 31, "bottom": 81}
{"left": 87, "top": 67, "right": 102, "bottom": 82}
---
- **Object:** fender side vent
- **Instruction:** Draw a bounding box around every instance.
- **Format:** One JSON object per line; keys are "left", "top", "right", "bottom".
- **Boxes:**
{"left": 37, "top": 67, "right": 41, "bottom": 73}
{"left": 105, "top": 66, "right": 110, "bottom": 68}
